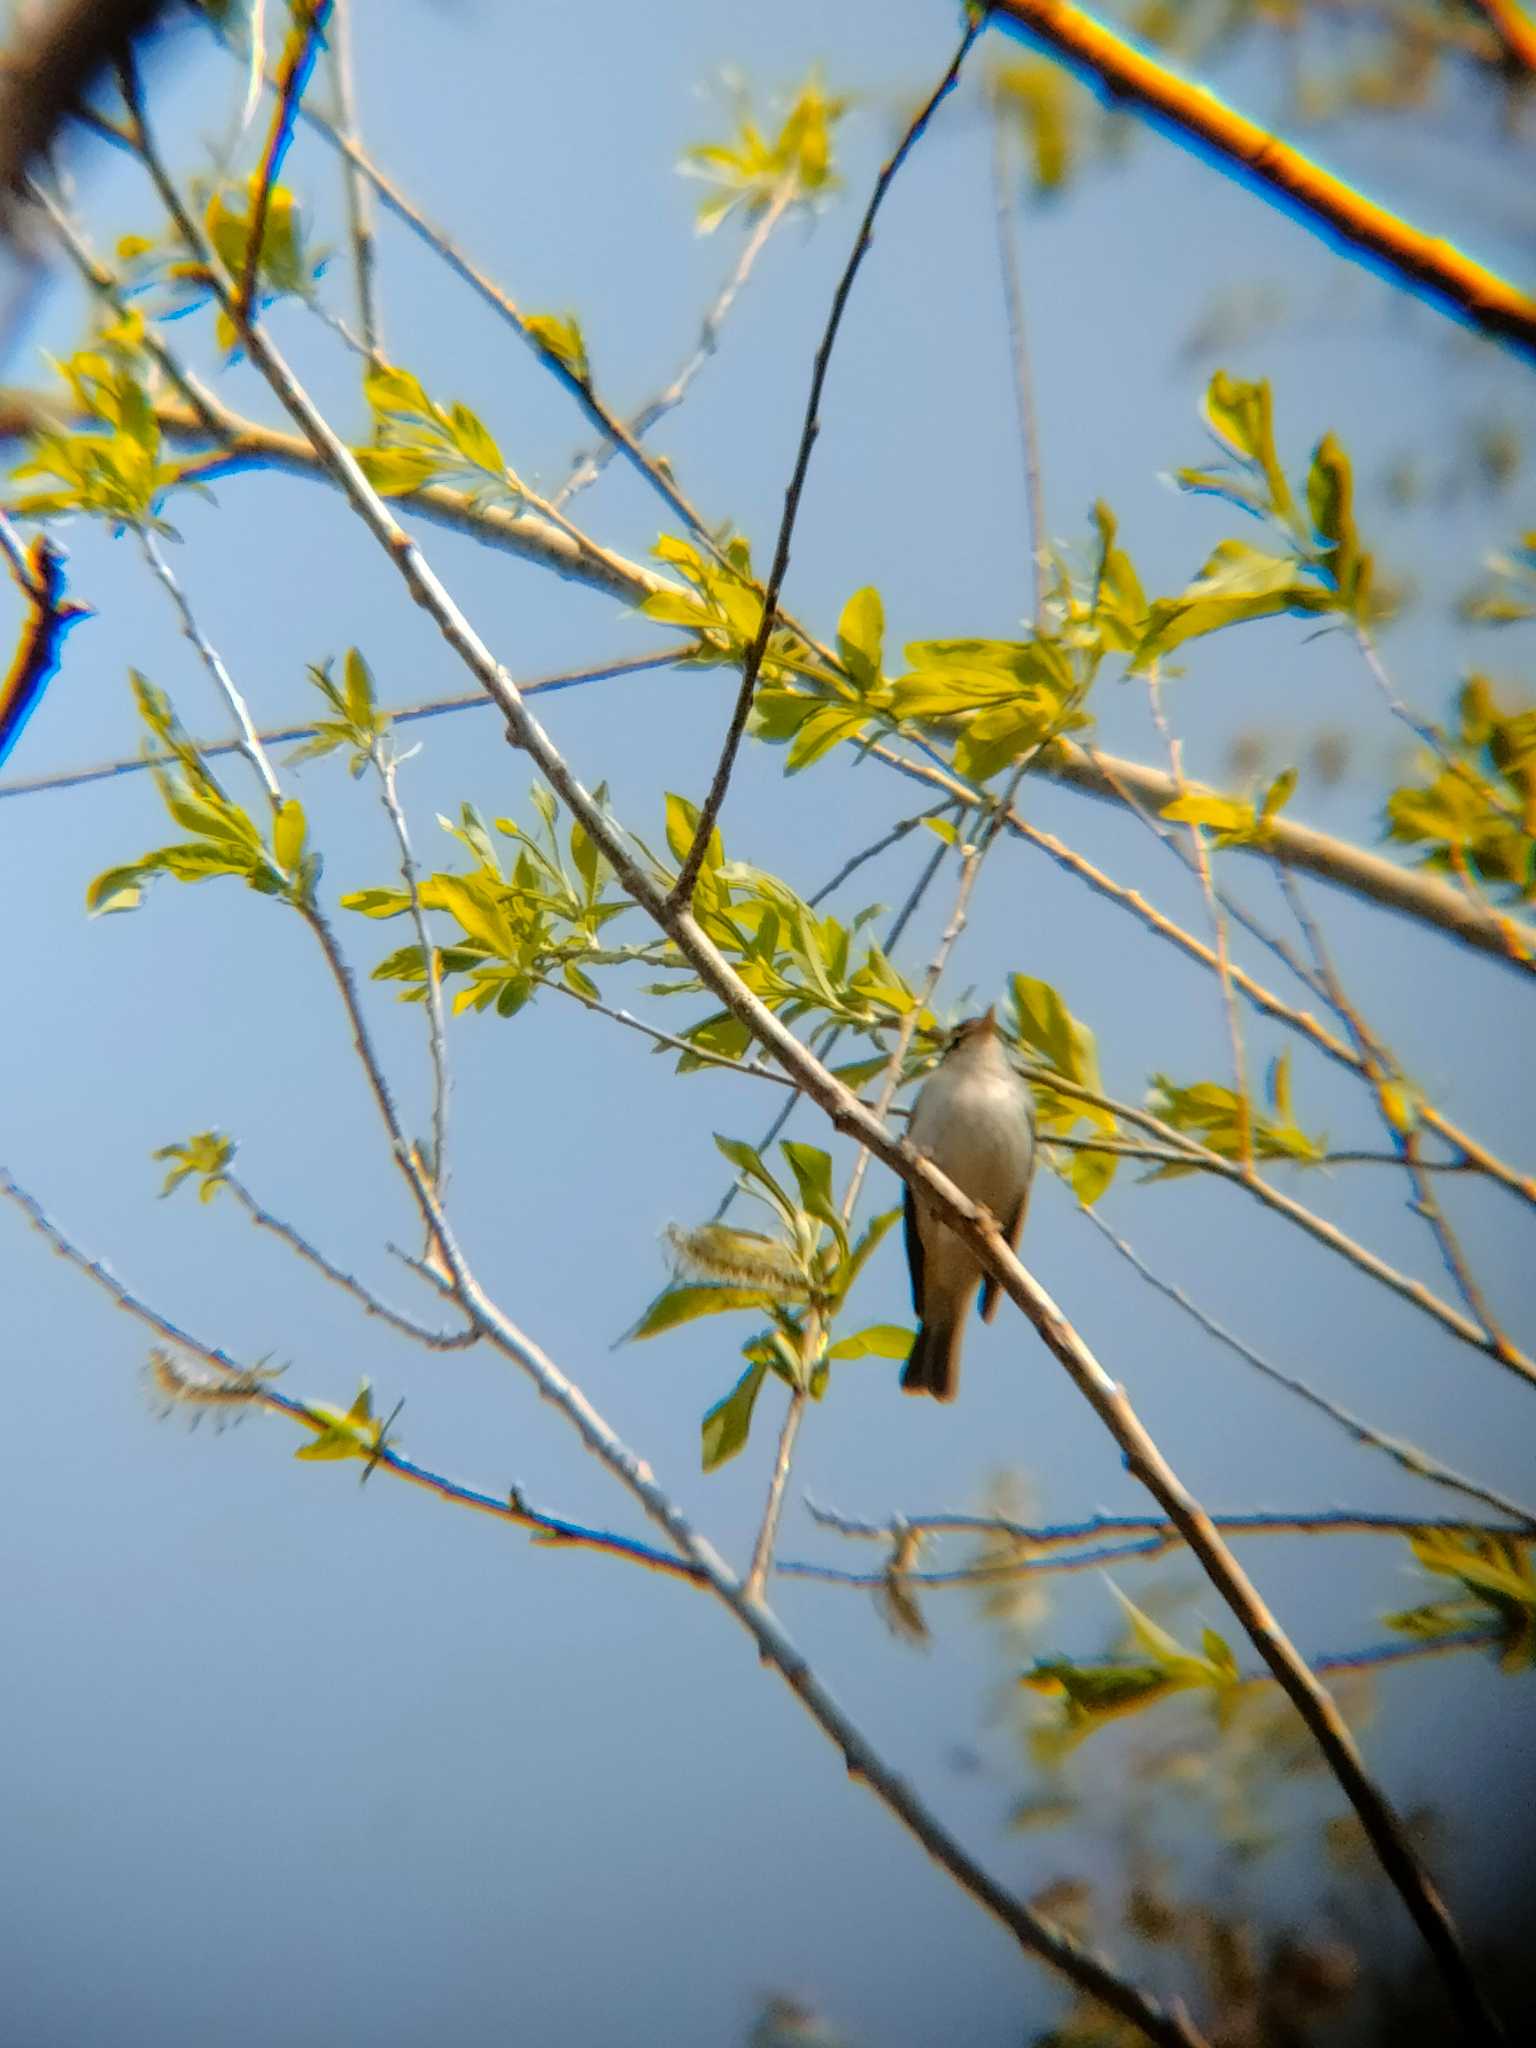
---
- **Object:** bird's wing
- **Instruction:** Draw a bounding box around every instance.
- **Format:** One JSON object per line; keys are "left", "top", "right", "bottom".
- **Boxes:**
{"left": 979, "top": 1185, "right": 1030, "bottom": 1323}
{"left": 902, "top": 1184, "right": 925, "bottom": 1318}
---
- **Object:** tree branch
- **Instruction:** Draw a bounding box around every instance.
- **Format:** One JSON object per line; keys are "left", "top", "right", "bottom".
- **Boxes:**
{"left": 986, "top": 0, "right": 1536, "bottom": 357}
{"left": 104, "top": 111, "right": 1505, "bottom": 2024}
{"left": 666, "top": 16, "right": 984, "bottom": 911}
{"left": 1074, "top": 1200, "right": 1536, "bottom": 1530}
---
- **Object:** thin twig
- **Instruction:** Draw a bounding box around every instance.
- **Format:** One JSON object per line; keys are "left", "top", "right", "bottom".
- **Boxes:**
{"left": 1076, "top": 1201, "right": 1536, "bottom": 1530}
{"left": 136, "top": 527, "right": 280, "bottom": 803}
{"left": 325, "top": 0, "right": 380, "bottom": 358}
{"left": 128, "top": 107, "right": 1486, "bottom": 2025}
{"left": 223, "top": 1174, "right": 475, "bottom": 1348}
{"left": 667, "top": 17, "right": 984, "bottom": 912}
{"left": 376, "top": 747, "right": 451, "bottom": 1197}
{"left": 0, "top": 1162, "right": 697, "bottom": 1578}
{"left": 1278, "top": 865, "right": 1521, "bottom": 1367}
{"left": 553, "top": 179, "right": 796, "bottom": 511}
{"left": 0, "top": 650, "right": 689, "bottom": 803}
{"left": 808, "top": 1500, "right": 1535, "bottom": 1552}
{"left": 1009, "top": 1058, "right": 1536, "bottom": 1385}
{"left": 1146, "top": 670, "right": 1253, "bottom": 1170}
{"left": 989, "top": 101, "right": 1047, "bottom": 624}
{"left": 1356, "top": 626, "right": 1523, "bottom": 830}
{"left": 808, "top": 804, "right": 953, "bottom": 906}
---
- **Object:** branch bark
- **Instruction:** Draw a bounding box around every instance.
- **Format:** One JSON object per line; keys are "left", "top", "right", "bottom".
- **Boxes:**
{"left": 986, "top": 0, "right": 1536, "bottom": 358}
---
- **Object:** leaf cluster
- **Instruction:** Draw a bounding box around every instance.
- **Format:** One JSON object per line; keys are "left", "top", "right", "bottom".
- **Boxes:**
{"left": 1385, "top": 1527, "right": 1536, "bottom": 1671}
{"left": 1139, "top": 372, "right": 1386, "bottom": 665}
{"left": 287, "top": 647, "right": 391, "bottom": 777}
{"left": 630, "top": 1133, "right": 905, "bottom": 1471}
{"left": 354, "top": 360, "right": 522, "bottom": 506}
{"left": 1385, "top": 676, "right": 1536, "bottom": 900}
{"left": 11, "top": 311, "right": 191, "bottom": 532}
{"left": 1146, "top": 1054, "right": 1326, "bottom": 1175}
{"left": 345, "top": 783, "right": 634, "bottom": 1017}
{"left": 681, "top": 71, "right": 847, "bottom": 233}
{"left": 86, "top": 676, "right": 313, "bottom": 915}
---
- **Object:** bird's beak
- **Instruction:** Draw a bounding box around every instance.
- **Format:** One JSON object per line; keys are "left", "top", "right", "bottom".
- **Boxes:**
{"left": 980, "top": 1003, "right": 997, "bottom": 1032}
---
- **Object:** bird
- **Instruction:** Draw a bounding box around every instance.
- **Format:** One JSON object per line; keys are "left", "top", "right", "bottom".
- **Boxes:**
{"left": 900, "top": 1006, "right": 1036, "bottom": 1402}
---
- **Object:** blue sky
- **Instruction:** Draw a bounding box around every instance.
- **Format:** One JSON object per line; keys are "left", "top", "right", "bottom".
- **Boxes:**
{"left": 2, "top": 2, "right": 1534, "bottom": 2042}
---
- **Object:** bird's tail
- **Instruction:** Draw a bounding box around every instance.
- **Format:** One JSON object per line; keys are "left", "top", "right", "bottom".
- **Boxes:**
{"left": 900, "top": 1316, "right": 963, "bottom": 1402}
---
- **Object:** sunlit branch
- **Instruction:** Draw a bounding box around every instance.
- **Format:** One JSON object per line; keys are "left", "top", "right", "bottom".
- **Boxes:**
{"left": 987, "top": 0, "right": 1536, "bottom": 357}
{"left": 1465, "top": 0, "right": 1536, "bottom": 75}
{"left": 235, "top": 1, "right": 332, "bottom": 323}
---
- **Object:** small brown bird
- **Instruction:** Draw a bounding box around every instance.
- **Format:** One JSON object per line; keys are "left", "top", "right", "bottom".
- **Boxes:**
{"left": 901, "top": 1008, "right": 1037, "bottom": 1401}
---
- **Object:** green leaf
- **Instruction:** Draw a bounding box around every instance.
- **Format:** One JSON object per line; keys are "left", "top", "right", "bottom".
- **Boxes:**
{"left": 1202, "top": 370, "right": 1291, "bottom": 520}
{"left": 664, "top": 791, "right": 722, "bottom": 873}
{"left": 630, "top": 1284, "right": 783, "bottom": 1339}
{"left": 836, "top": 585, "right": 884, "bottom": 692}
{"left": 272, "top": 797, "right": 306, "bottom": 878}
{"left": 826, "top": 1323, "right": 913, "bottom": 1361}
{"left": 524, "top": 311, "right": 590, "bottom": 384}
{"left": 343, "top": 647, "right": 375, "bottom": 724}
{"left": 293, "top": 1379, "right": 393, "bottom": 1463}
{"left": 340, "top": 886, "right": 413, "bottom": 918}
{"left": 784, "top": 703, "right": 868, "bottom": 773}
{"left": 701, "top": 1361, "right": 767, "bottom": 1472}
{"left": 713, "top": 1134, "right": 798, "bottom": 1226}
{"left": 1067, "top": 1145, "right": 1117, "bottom": 1206}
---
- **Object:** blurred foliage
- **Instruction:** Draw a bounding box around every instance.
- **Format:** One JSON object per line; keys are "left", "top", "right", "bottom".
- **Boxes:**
{"left": 681, "top": 70, "right": 847, "bottom": 232}
{"left": 1385, "top": 675, "right": 1536, "bottom": 900}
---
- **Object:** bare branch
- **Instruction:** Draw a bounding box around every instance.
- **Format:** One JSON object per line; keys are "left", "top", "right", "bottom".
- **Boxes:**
{"left": 988, "top": 95, "right": 1047, "bottom": 623}
{"left": 136, "top": 527, "right": 280, "bottom": 803}
{"left": 554, "top": 178, "right": 796, "bottom": 511}
{"left": 0, "top": 650, "right": 688, "bottom": 803}
{"left": 224, "top": 1174, "right": 475, "bottom": 1350}
{"left": 325, "top": 0, "right": 380, "bottom": 358}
